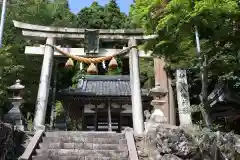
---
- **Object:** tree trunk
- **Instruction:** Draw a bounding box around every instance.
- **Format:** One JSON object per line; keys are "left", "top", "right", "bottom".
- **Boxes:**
{"left": 194, "top": 26, "right": 212, "bottom": 127}
{"left": 200, "top": 54, "right": 212, "bottom": 127}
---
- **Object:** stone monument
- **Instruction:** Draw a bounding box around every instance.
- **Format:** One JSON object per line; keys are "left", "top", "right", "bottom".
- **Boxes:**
{"left": 176, "top": 69, "right": 192, "bottom": 126}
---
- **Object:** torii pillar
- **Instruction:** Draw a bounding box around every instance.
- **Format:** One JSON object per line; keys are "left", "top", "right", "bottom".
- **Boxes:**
{"left": 129, "top": 37, "right": 144, "bottom": 135}
{"left": 33, "top": 37, "right": 55, "bottom": 131}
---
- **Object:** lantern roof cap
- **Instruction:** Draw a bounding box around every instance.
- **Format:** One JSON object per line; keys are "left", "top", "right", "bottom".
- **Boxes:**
{"left": 8, "top": 79, "right": 25, "bottom": 90}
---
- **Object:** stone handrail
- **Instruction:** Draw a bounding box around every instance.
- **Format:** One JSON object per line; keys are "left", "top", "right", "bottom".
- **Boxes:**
{"left": 125, "top": 127, "right": 139, "bottom": 160}
{"left": 20, "top": 130, "right": 44, "bottom": 160}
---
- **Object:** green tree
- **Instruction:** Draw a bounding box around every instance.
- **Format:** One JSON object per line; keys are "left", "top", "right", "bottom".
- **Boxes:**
{"left": 0, "top": 46, "right": 20, "bottom": 108}
{"left": 77, "top": 2, "right": 107, "bottom": 29}
{"left": 104, "top": 0, "right": 132, "bottom": 29}
{"left": 0, "top": 0, "right": 78, "bottom": 117}
{"left": 76, "top": 1, "right": 132, "bottom": 29}
{"left": 130, "top": 0, "right": 240, "bottom": 127}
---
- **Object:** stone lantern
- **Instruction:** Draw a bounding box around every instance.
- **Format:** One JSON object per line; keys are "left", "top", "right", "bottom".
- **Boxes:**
{"left": 4, "top": 79, "right": 25, "bottom": 131}
{"left": 145, "top": 84, "right": 168, "bottom": 132}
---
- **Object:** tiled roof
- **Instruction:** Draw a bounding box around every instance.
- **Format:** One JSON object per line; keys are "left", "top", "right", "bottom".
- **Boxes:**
{"left": 59, "top": 75, "right": 149, "bottom": 97}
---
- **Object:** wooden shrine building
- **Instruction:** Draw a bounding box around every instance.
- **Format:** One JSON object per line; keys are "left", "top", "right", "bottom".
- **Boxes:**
{"left": 59, "top": 75, "right": 152, "bottom": 132}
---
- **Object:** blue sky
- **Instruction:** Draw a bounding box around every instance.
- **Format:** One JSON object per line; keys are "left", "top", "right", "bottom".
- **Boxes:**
{"left": 68, "top": 0, "right": 134, "bottom": 14}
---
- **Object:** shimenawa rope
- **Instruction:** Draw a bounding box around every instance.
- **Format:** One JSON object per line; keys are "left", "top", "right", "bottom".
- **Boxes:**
{"left": 45, "top": 44, "right": 138, "bottom": 64}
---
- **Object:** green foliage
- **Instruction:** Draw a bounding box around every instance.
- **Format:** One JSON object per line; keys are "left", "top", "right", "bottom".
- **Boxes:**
{"left": 0, "top": 45, "right": 22, "bottom": 108}
{"left": 131, "top": 0, "right": 240, "bottom": 128}
{"left": 0, "top": 0, "right": 77, "bottom": 115}
{"left": 139, "top": 59, "right": 154, "bottom": 88}
{"left": 104, "top": 0, "right": 132, "bottom": 29}
{"left": 77, "top": 0, "right": 132, "bottom": 29}
{"left": 71, "top": 62, "right": 86, "bottom": 88}
{"left": 66, "top": 118, "right": 82, "bottom": 131}
{"left": 55, "top": 101, "right": 64, "bottom": 118}
{"left": 106, "top": 67, "right": 122, "bottom": 75}
{"left": 131, "top": 0, "right": 240, "bottom": 74}
{"left": 130, "top": 0, "right": 162, "bottom": 33}
{"left": 106, "top": 57, "right": 122, "bottom": 75}
{"left": 131, "top": 0, "right": 240, "bottom": 83}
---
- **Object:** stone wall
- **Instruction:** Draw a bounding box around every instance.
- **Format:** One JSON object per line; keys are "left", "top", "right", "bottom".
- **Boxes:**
{"left": 0, "top": 122, "right": 13, "bottom": 160}
{"left": 0, "top": 122, "right": 30, "bottom": 160}
{"left": 136, "top": 124, "right": 240, "bottom": 160}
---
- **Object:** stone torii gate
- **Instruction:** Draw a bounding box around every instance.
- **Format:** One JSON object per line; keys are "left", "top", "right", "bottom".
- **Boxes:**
{"left": 13, "top": 20, "right": 173, "bottom": 135}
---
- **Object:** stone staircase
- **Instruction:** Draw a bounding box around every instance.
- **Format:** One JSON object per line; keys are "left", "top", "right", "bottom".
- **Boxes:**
{"left": 20, "top": 130, "right": 138, "bottom": 160}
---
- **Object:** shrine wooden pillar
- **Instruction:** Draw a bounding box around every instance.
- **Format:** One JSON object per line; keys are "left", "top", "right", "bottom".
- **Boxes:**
{"left": 94, "top": 105, "right": 98, "bottom": 131}
{"left": 82, "top": 104, "right": 85, "bottom": 130}
{"left": 107, "top": 100, "right": 112, "bottom": 132}
{"left": 119, "top": 104, "right": 122, "bottom": 132}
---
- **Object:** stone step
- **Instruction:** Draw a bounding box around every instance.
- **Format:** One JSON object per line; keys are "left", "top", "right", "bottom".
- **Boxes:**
{"left": 36, "top": 149, "right": 128, "bottom": 158}
{"left": 42, "top": 137, "right": 127, "bottom": 144}
{"left": 33, "top": 155, "right": 129, "bottom": 160}
{"left": 45, "top": 134, "right": 125, "bottom": 140}
{"left": 39, "top": 142, "right": 127, "bottom": 151}
{"left": 45, "top": 132, "right": 124, "bottom": 139}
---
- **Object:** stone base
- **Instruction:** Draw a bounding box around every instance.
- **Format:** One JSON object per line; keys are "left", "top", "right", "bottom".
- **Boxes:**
{"left": 145, "top": 113, "right": 167, "bottom": 133}
{"left": 34, "top": 124, "right": 45, "bottom": 131}
{"left": 150, "top": 108, "right": 167, "bottom": 123}
{"left": 146, "top": 122, "right": 163, "bottom": 133}
{"left": 14, "top": 125, "right": 25, "bottom": 131}
{"left": 54, "top": 122, "right": 67, "bottom": 131}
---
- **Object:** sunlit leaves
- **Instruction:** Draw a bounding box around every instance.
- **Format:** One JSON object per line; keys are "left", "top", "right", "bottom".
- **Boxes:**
{"left": 77, "top": 0, "right": 130, "bottom": 29}
{"left": 0, "top": 0, "right": 77, "bottom": 113}
{"left": 131, "top": 0, "right": 240, "bottom": 72}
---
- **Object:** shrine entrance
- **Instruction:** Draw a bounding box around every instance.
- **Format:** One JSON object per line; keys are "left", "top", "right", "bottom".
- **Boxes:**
{"left": 83, "top": 107, "right": 134, "bottom": 132}
{"left": 84, "top": 109, "right": 129, "bottom": 132}
{"left": 13, "top": 20, "right": 171, "bottom": 135}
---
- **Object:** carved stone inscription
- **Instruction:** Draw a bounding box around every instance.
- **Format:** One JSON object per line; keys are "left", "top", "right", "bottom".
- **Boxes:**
{"left": 176, "top": 69, "right": 192, "bottom": 126}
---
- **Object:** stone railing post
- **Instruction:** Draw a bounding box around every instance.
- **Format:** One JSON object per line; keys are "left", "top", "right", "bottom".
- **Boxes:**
{"left": 33, "top": 37, "right": 55, "bottom": 131}
{"left": 128, "top": 37, "right": 144, "bottom": 135}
